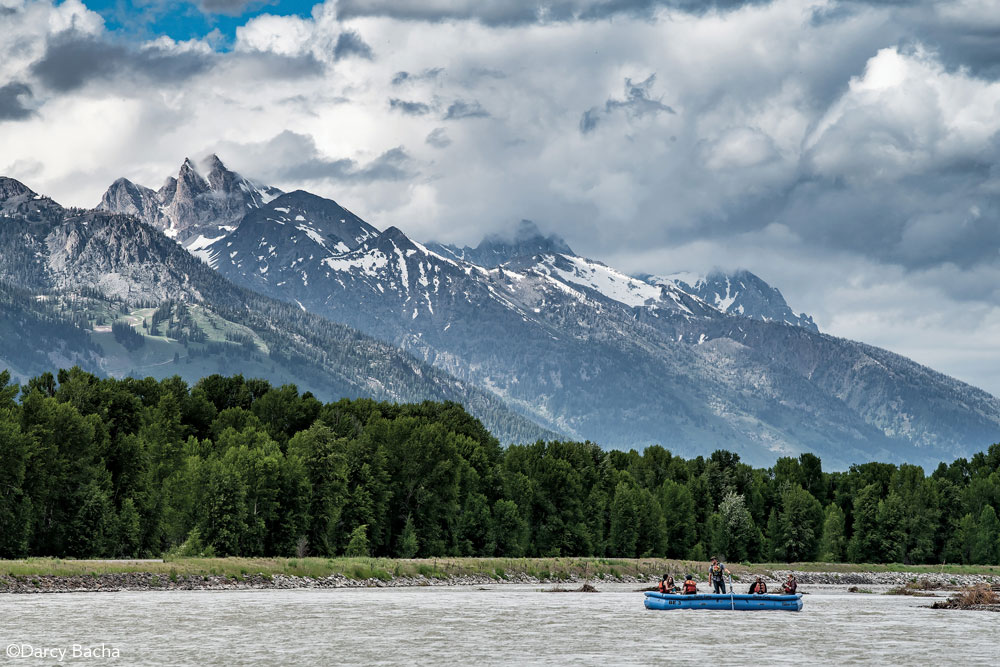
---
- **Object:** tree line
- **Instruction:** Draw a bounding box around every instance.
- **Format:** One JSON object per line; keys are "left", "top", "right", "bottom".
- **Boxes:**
{"left": 0, "top": 368, "right": 998, "bottom": 564}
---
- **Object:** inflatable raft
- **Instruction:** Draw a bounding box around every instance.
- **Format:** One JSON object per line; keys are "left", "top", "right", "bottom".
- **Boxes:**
{"left": 644, "top": 592, "right": 803, "bottom": 611}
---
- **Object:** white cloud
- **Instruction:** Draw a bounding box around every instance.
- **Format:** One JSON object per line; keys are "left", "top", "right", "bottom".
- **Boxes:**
{"left": 3, "top": 0, "right": 1000, "bottom": 395}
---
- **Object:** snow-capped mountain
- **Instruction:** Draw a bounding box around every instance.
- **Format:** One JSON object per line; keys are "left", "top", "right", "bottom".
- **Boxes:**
{"left": 98, "top": 155, "right": 282, "bottom": 250}
{"left": 647, "top": 270, "right": 819, "bottom": 332}
{"left": 0, "top": 177, "right": 554, "bottom": 445}
{"left": 82, "top": 159, "right": 1000, "bottom": 468}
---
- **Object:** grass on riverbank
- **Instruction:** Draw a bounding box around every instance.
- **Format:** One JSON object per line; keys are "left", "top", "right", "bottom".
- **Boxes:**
{"left": 1, "top": 557, "right": 999, "bottom": 581}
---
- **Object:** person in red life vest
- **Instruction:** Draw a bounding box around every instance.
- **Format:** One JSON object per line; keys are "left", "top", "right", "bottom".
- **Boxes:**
{"left": 708, "top": 556, "right": 728, "bottom": 594}
{"left": 782, "top": 574, "right": 797, "bottom": 594}
{"left": 657, "top": 574, "right": 677, "bottom": 594}
{"left": 682, "top": 574, "right": 698, "bottom": 595}
{"left": 748, "top": 576, "right": 767, "bottom": 594}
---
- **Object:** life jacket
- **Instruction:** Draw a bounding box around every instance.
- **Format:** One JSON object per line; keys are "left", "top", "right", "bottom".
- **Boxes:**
{"left": 783, "top": 581, "right": 797, "bottom": 594}
{"left": 658, "top": 580, "right": 673, "bottom": 594}
{"left": 683, "top": 580, "right": 698, "bottom": 594}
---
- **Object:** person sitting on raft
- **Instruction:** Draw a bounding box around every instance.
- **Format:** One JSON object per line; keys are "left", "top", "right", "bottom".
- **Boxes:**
{"left": 682, "top": 574, "right": 698, "bottom": 595}
{"left": 658, "top": 575, "right": 677, "bottom": 594}
{"left": 782, "top": 574, "right": 797, "bottom": 594}
{"left": 708, "top": 556, "right": 728, "bottom": 594}
{"left": 748, "top": 576, "right": 767, "bottom": 594}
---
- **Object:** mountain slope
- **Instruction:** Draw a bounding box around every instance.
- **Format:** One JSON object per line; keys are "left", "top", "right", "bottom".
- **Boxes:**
{"left": 175, "top": 178, "right": 1000, "bottom": 468}
{"left": 0, "top": 177, "right": 554, "bottom": 444}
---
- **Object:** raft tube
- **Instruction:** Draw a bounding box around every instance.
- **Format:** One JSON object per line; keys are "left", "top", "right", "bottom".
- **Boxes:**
{"left": 644, "top": 592, "right": 803, "bottom": 611}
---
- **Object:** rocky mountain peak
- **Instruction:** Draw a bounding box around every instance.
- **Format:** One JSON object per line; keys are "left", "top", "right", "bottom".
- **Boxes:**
{"left": 645, "top": 269, "right": 819, "bottom": 332}
{"left": 98, "top": 155, "right": 283, "bottom": 247}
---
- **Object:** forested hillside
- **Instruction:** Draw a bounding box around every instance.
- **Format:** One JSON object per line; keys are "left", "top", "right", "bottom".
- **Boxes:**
{"left": 1, "top": 369, "right": 998, "bottom": 565}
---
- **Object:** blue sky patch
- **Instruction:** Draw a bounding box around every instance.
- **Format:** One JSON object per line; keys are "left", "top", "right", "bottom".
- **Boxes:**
{"left": 80, "top": 1, "right": 318, "bottom": 45}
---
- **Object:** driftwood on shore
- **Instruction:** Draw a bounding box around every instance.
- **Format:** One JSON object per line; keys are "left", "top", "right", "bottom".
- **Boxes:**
{"left": 930, "top": 585, "right": 1000, "bottom": 612}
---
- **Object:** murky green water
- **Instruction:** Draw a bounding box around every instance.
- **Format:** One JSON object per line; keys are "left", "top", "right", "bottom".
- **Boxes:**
{"left": 0, "top": 585, "right": 996, "bottom": 665}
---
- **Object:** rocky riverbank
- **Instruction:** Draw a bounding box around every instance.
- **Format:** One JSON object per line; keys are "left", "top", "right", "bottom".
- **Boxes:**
{"left": 1, "top": 568, "right": 996, "bottom": 594}
{"left": 0, "top": 571, "right": 660, "bottom": 594}
{"left": 766, "top": 570, "right": 997, "bottom": 588}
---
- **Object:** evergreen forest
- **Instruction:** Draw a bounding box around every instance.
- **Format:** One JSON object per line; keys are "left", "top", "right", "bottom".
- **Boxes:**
{"left": 1, "top": 368, "right": 999, "bottom": 565}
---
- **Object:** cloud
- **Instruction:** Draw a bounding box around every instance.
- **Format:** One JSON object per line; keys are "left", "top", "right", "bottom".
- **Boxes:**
{"left": 389, "top": 98, "right": 431, "bottom": 115}
{"left": 214, "top": 131, "right": 414, "bottom": 184}
{"left": 198, "top": 1, "right": 268, "bottom": 16}
{"left": 392, "top": 68, "right": 444, "bottom": 85}
{"left": 425, "top": 127, "right": 451, "bottom": 148}
{"left": 333, "top": 29, "right": 374, "bottom": 60}
{"left": 30, "top": 30, "right": 213, "bottom": 92}
{"left": 336, "top": 0, "right": 771, "bottom": 25}
{"left": 580, "top": 74, "right": 674, "bottom": 134}
{"left": 0, "top": 82, "right": 34, "bottom": 121}
{"left": 444, "top": 100, "right": 489, "bottom": 119}
{"left": 7, "top": 0, "right": 1000, "bottom": 396}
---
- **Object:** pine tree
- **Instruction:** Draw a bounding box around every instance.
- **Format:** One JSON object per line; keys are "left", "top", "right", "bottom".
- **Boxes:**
{"left": 399, "top": 515, "right": 419, "bottom": 559}
{"left": 972, "top": 506, "right": 1000, "bottom": 565}
{"left": 345, "top": 524, "right": 371, "bottom": 557}
{"left": 847, "top": 484, "right": 881, "bottom": 563}
{"left": 818, "top": 503, "right": 846, "bottom": 562}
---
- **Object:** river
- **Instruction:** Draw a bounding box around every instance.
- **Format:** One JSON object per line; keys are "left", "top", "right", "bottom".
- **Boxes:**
{"left": 0, "top": 585, "right": 996, "bottom": 665}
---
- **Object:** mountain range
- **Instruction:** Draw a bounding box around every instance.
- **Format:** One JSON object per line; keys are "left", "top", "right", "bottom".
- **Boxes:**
{"left": 0, "top": 175, "right": 552, "bottom": 445}
{"left": 1, "top": 155, "right": 997, "bottom": 468}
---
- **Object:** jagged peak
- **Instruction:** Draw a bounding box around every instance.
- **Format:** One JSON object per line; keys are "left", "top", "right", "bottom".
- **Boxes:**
{"left": 202, "top": 153, "right": 226, "bottom": 172}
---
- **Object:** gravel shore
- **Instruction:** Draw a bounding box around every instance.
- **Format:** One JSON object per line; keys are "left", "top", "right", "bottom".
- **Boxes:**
{"left": 1, "top": 569, "right": 997, "bottom": 594}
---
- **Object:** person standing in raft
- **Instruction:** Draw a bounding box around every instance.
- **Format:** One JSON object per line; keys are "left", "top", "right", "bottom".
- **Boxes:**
{"left": 782, "top": 575, "right": 797, "bottom": 594}
{"left": 748, "top": 577, "right": 767, "bottom": 594}
{"left": 708, "top": 557, "right": 728, "bottom": 594}
{"left": 682, "top": 575, "right": 698, "bottom": 594}
{"left": 658, "top": 575, "right": 677, "bottom": 594}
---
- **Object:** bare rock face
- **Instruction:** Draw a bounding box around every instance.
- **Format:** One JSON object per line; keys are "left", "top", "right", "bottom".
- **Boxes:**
{"left": 97, "top": 155, "right": 282, "bottom": 248}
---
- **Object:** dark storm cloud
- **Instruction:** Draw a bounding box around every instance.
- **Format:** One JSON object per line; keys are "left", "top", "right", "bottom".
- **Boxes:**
{"left": 443, "top": 100, "right": 489, "bottom": 120}
{"left": 336, "top": 0, "right": 771, "bottom": 25}
{"left": 28, "top": 29, "right": 323, "bottom": 93}
{"left": 30, "top": 30, "right": 212, "bottom": 92}
{"left": 389, "top": 98, "right": 431, "bottom": 115}
{"left": 333, "top": 30, "right": 374, "bottom": 60}
{"left": 391, "top": 68, "right": 444, "bottom": 86}
{"left": 812, "top": 1, "right": 1000, "bottom": 78}
{"left": 0, "top": 82, "right": 34, "bottom": 121}
{"left": 579, "top": 75, "right": 674, "bottom": 134}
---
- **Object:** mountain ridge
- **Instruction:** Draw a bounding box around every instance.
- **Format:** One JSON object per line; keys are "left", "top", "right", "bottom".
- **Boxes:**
{"left": 57, "top": 158, "right": 1000, "bottom": 468}
{"left": 0, "top": 176, "right": 556, "bottom": 445}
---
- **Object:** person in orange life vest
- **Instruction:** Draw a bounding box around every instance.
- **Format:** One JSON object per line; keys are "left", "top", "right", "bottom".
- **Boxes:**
{"left": 748, "top": 576, "right": 767, "bottom": 594}
{"left": 708, "top": 556, "right": 728, "bottom": 594}
{"left": 782, "top": 574, "right": 797, "bottom": 594}
{"left": 682, "top": 574, "right": 698, "bottom": 594}
{"left": 657, "top": 574, "right": 677, "bottom": 594}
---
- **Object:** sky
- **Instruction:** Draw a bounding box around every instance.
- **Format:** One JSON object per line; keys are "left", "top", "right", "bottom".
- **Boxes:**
{"left": 2, "top": 0, "right": 1000, "bottom": 394}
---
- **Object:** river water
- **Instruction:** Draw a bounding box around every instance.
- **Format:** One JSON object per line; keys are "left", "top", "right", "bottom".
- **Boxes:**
{"left": 0, "top": 585, "right": 996, "bottom": 665}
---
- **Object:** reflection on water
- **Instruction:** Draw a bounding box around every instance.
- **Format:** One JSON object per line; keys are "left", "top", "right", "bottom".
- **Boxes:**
{"left": 0, "top": 585, "right": 996, "bottom": 665}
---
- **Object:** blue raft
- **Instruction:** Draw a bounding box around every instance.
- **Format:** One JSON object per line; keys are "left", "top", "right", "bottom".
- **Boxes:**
{"left": 644, "top": 592, "right": 803, "bottom": 611}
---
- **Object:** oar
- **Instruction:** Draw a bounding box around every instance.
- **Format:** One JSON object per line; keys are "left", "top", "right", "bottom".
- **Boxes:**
{"left": 728, "top": 573, "right": 735, "bottom": 610}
